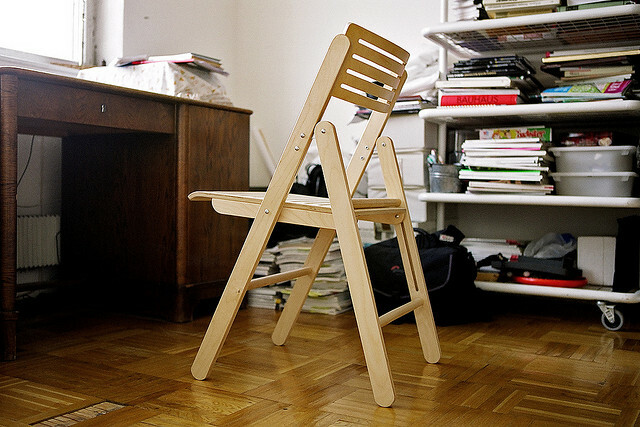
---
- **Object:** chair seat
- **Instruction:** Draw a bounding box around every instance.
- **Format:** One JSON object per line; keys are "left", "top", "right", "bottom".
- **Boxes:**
{"left": 189, "top": 190, "right": 406, "bottom": 228}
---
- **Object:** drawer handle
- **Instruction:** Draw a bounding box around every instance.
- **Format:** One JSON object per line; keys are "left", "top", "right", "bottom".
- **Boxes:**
{"left": 101, "top": 104, "right": 107, "bottom": 113}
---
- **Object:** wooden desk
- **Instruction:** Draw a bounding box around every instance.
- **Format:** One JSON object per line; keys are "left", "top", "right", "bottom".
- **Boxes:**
{"left": 0, "top": 67, "right": 251, "bottom": 360}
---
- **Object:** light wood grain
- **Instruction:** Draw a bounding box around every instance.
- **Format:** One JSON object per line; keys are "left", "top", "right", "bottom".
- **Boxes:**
{"left": 188, "top": 22, "right": 438, "bottom": 407}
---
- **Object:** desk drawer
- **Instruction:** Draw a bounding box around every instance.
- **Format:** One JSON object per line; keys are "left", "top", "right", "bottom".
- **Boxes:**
{"left": 18, "top": 80, "right": 175, "bottom": 134}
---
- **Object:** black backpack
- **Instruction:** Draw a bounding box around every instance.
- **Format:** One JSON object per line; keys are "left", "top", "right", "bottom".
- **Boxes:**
{"left": 364, "top": 225, "right": 486, "bottom": 326}
{"left": 267, "top": 164, "right": 328, "bottom": 247}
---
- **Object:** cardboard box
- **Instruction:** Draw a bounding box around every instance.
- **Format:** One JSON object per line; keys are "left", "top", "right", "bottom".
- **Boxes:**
{"left": 367, "top": 149, "right": 427, "bottom": 188}
{"left": 383, "top": 114, "right": 428, "bottom": 150}
{"left": 368, "top": 187, "right": 427, "bottom": 223}
{"left": 577, "top": 236, "right": 616, "bottom": 286}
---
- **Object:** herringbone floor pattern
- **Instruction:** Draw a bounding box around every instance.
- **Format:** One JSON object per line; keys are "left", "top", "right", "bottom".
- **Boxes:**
{"left": 1, "top": 292, "right": 639, "bottom": 425}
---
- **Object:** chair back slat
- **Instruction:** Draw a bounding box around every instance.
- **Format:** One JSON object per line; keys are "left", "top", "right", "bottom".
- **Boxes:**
{"left": 345, "top": 23, "right": 410, "bottom": 65}
{"left": 333, "top": 86, "right": 391, "bottom": 114}
{"left": 331, "top": 24, "right": 409, "bottom": 113}
{"left": 343, "top": 58, "right": 401, "bottom": 91}
{"left": 351, "top": 46, "right": 406, "bottom": 79}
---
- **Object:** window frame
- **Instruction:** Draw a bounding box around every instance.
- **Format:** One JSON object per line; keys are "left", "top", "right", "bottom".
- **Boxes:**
{"left": 0, "top": 0, "right": 88, "bottom": 77}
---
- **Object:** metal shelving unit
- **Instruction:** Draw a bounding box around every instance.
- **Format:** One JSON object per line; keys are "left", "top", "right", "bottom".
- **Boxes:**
{"left": 418, "top": 192, "right": 640, "bottom": 208}
{"left": 419, "top": 99, "right": 640, "bottom": 126}
{"left": 423, "top": 4, "right": 640, "bottom": 56}
{"left": 420, "top": 5, "right": 640, "bottom": 330}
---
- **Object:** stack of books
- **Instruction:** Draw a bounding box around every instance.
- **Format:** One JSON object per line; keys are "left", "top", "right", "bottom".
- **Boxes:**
{"left": 558, "top": 0, "right": 640, "bottom": 12}
{"left": 539, "top": 46, "right": 640, "bottom": 102}
{"left": 438, "top": 56, "right": 538, "bottom": 106}
{"left": 482, "top": 0, "right": 561, "bottom": 18}
{"left": 460, "top": 126, "right": 554, "bottom": 194}
{"left": 451, "top": 0, "right": 488, "bottom": 20}
{"left": 112, "top": 52, "right": 228, "bottom": 76}
{"left": 254, "top": 246, "right": 278, "bottom": 276}
{"left": 391, "top": 95, "right": 430, "bottom": 114}
{"left": 247, "top": 237, "right": 352, "bottom": 315}
{"left": 462, "top": 237, "right": 523, "bottom": 269}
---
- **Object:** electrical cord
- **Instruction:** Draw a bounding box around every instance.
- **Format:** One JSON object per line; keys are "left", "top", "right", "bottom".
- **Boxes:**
{"left": 17, "top": 134, "right": 35, "bottom": 189}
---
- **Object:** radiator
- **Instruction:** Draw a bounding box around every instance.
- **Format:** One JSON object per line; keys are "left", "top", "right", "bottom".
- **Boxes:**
{"left": 17, "top": 215, "right": 61, "bottom": 269}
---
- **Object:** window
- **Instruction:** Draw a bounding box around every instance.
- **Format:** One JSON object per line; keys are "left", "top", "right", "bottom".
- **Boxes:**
{"left": 0, "top": 0, "right": 85, "bottom": 74}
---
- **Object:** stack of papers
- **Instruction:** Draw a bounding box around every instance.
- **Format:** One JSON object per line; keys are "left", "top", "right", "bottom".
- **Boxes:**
{"left": 540, "top": 45, "right": 639, "bottom": 102}
{"left": 460, "top": 132, "right": 554, "bottom": 194}
{"left": 462, "top": 237, "right": 523, "bottom": 270}
{"left": 247, "top": 237, "right": 352, "bottom": 315}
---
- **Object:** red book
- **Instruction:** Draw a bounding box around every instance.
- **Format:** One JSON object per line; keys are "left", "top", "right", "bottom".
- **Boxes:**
{"left": 438, "top": 89, "right": 521, "bottom": 106}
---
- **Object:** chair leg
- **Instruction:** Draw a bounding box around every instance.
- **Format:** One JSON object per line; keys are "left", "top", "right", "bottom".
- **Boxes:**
{"left": 337, "top": 222, "right": 396, "bottom": 407}
{"left": 191, "top": 273, "right": 248, "bottom": 380}
{"left": 375, "top": 135, "right": 441, "bottom": 364}
{"left": 394, "top": 218, "right": 441, "bottom": 364}
{"left": 272, "top": 227, "right": 336, "bottom": 345}
{"left": 315, "top": 121, "right": 395, "bottom": 407}
{"left": 191, "top": 219, "right": 275, "bottom": 380}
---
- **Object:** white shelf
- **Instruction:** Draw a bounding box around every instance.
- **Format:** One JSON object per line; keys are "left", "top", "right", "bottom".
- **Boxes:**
{"left": 419, "top": 99, "right": 640, "bottom": 125}
{"left": 423, "top": 4, "right": 640, "bottom": 56}
{"left": 421, "top": 5, "right": 640, "bottom": 321}
{"left": 418, "top": 192, "right": 640, "bottom": 208}
{"left": 475, "top": 281, "right": 640, "bottom": 304}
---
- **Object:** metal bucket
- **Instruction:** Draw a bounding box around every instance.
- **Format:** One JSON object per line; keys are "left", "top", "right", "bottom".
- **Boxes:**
{"left": 429, "top": 164, "right": 461, "bottom": 193}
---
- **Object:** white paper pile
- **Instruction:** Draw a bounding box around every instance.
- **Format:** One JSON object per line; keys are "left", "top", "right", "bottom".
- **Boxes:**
{"left": 247, "top": 237, "right": 352, "bottom": 315}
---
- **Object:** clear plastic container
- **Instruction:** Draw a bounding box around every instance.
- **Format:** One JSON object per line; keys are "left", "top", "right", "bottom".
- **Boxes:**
{"left": 549, "top": 146, "right": 635, "bottom": 173}
{"left": 551, "top": 171, "right": 638, "bottom": 197}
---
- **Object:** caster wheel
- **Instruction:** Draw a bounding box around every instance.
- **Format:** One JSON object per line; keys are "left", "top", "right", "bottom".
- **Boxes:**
{"left": 601, "top": 309, "right": 624, "bottom": 331}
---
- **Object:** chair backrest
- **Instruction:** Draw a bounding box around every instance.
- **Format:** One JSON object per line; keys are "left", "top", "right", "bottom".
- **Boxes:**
{"left": 263, "top": 23, "right": 409, "bottom": 216}
{"left": 332, "top": 24, "right": 409, "bottom": 115}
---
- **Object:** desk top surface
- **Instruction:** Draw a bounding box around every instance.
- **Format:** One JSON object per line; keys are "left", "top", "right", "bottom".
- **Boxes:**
{"left": 0, "top": 66, "right": 252, "bottom": 115}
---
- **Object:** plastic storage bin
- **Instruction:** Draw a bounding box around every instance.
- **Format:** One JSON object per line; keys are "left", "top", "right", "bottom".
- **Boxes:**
{"left": 549, "top": 145, "right": 635, "bottom": 172}
{"left": 551, "top": 171, "right": 638, "bottom": 197}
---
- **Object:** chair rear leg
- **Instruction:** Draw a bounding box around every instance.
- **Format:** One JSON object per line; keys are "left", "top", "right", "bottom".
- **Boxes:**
{"left": 394, "top": 218, "right": 441, "bottom": 363}
{"left": 272, "top": 227, "right": 336, "bottom": 345}
{"left": 376, "top": 135, "right": 441, "bottom": 364}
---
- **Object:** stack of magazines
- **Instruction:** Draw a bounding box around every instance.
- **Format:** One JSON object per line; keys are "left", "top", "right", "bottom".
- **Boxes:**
{"left": 247, "top": 237, "right": 352, "bottom": 315}
{"left": 460, "top": 126, "right": 554, "bottom": 194}
{"left": 482, "top": 0, "right": 561, "bottom": 18}
{"left": 438, "top": 55, "right": 540, "bottom": 106}
{"left": 539, "top": 46, "right": 640, "bottom": 102}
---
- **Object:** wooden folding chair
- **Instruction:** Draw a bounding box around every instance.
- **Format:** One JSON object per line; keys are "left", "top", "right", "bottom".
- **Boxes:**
{"left": 189, "top": 22, "right": 440, "bottom": 407}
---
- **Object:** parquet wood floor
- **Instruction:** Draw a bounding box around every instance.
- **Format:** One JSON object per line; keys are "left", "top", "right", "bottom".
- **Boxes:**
{"left": 1, "top": 291, "right": 639, "bottom": 425}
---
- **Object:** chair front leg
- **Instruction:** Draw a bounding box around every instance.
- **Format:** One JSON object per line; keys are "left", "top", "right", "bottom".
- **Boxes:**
{"left": 191, "top": 213, "right": 279, "bottom": 380}
{"left": 315, "top": 121, "right": 396, "bottom": 407}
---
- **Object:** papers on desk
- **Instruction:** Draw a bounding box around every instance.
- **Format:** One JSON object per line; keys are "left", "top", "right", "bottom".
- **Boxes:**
{"left": 111, "top": 52, "right": 228, "bottom": 76}
{"left": 78, "top": 61, "right": 232, "bottom": 106}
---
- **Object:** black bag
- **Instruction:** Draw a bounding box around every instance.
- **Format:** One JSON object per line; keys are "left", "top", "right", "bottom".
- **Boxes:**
{"left": 613, "top": 215, "right": 640, "bottom": 292}
{"left": 364, "top": 225, "right": 486, "bottom": 326}
{"left": 268, "top": 164, "right": 327, "bottom": 247}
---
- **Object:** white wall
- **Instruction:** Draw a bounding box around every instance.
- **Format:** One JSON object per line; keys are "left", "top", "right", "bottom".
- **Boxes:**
{"left": 234, "top": 1, "right": 439, "bottom": 186}
{"left": 91, "top": 0, "right": 125, "bottom": 66}
{"left": 116, "top": 0, "right": 440, "bottom": 187}
{"left": 16, "top": 0, "right": 441, "bottom": 282}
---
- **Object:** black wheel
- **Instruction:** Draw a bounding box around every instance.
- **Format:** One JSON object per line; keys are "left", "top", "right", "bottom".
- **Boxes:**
{"left": 601, "top": 309, "right": 624, "bottom": 331}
